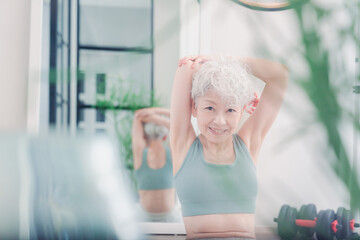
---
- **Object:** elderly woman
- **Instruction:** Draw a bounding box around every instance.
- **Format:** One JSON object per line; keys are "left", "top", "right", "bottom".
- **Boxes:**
{"left": 170, "top": 56, "right": 288, "bottom": 239}
{"left": 132, "top": 107, "right": 180, "bottom": 222}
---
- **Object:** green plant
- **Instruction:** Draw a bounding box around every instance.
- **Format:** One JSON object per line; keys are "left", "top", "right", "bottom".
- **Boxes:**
{"left": 245, "top": 0, "right": 359, "bottom": 212}
{"left": 96, "top": 76, "right": 161, "bottom": 171}
{"left": 291, "top": 1, "right": 360, "bottom": 211}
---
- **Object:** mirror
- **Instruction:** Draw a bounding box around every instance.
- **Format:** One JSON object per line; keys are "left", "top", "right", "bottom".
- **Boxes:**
{"left": 38, "top": 0, "right": 184, "bottom": 225}
{"left": 33, "top": 0, "right": 359, "bottom": 236}
{"left": 131, "top": 108, "right": 182, "bottom": 222}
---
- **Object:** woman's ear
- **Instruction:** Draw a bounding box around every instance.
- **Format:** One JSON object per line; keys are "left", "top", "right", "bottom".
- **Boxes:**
{"left": 191, "top": 99, "right": 197, "bottom": 118}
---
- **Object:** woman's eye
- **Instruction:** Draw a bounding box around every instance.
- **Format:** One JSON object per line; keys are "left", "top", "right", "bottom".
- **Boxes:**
{"left": 228, "top": 109, "right": 236, "bottom": 113}
{"left": 205, "top": 107, "right": 214, "bottom": 111}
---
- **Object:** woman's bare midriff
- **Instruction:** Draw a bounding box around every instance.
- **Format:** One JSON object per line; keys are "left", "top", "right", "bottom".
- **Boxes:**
{"left": 183, "top": 213, "right": 255, "bottom": 239}
{"left": 139, "top": 188, "right": 176, "bottom": 213}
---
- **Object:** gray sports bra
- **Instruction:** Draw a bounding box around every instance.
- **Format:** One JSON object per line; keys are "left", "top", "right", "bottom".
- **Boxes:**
{"left": 174, "top": 135, "right": 257, "bottom": 216}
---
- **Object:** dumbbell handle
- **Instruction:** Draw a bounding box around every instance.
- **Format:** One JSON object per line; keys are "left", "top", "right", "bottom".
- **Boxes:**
{"left": 295, "top": 218, "right": 341, "bottom": 233}
{"left": 295, "top": 219, "right": 316, "bottom": 228}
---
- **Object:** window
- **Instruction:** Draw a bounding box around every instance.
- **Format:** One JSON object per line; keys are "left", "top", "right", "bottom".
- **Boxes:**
{"left": 47, "top": 0, "right": 154, "bottom": 134}
{"left": 76, "top": 0, "right": 154, "bottom": 134}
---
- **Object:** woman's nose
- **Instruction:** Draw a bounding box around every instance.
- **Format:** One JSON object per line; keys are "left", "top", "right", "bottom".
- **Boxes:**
{"left": 213, "top": 113, "right": 226, "bottom": 125}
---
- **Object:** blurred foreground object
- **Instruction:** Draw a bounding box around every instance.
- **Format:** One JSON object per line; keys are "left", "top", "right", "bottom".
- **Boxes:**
{"left": 0, "top": 133, "right": 142, "bottom": 239}
{"left": 230, "top": 0, "right": 310, "bottom": 11}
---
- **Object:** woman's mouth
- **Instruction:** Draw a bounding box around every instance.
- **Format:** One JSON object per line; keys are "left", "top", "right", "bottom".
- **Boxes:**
{"left": 209, "top": 127, "right": 227, "bottom": 135}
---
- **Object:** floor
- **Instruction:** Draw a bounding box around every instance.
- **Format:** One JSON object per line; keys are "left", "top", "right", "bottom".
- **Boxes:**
{"left": 146, "top": 235, "right": 186, "bottom": 240}
{"left": 144, "top": 227, "right": 281, "bottom": 240}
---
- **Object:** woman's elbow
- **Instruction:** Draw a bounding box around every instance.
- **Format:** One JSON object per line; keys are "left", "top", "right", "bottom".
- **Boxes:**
{"left": 282, "top": 64, "right": 289, "bottom": 79}
{"left": 275, "top": 64, "right": 289, "bottom": 87}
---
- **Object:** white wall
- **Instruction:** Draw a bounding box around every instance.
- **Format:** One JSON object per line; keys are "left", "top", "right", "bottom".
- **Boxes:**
{"left": 0, "top": 1, "right": 34, "bottom": 238}
{"left": 198, "top": 0, "right": 356, "bottom": 226}
{"left": 0, "top": 1, "right": 31, "bottom": 131}
{"left": 153, "top": 0, "right": 181, "bottom": 107}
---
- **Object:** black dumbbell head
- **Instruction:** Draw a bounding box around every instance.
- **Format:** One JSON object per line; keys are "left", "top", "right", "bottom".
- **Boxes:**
{"left": 298, "top": 204, "right": 317, "bottom": 237}
{"left": 336, "top": 207, "right": 352, "bottom": 240}
{"left": 315, "top": 209, "right": 336, "bottom": 240}
{"left": 277, "top": 205, "right": 298, "bottom": 239}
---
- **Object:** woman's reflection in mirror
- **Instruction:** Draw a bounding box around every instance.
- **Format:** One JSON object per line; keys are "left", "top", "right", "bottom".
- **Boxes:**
{"left": 170, "top": 56, "right": 288, "bottom": 239}
{"left": 132, "top": 107, "right": 182, "bottom": 222}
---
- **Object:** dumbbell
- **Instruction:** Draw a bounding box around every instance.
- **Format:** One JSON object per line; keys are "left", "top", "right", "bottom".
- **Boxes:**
{"left": 335, "top": 207, "right": 360, "bottom": 240}
{"left": 274, "top": 204, "right": 342, "bottom": 240}
{"left": 315, "top": 208, "right": 340, "bottom": 240}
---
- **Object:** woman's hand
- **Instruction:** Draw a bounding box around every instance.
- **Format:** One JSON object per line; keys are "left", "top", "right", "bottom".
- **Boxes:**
{"left": 243, "top": 92, "right": 259, "bottom": 114}
{"left": 178, "top": 55, "right": 213, "bottom": 69}
{"left": 178, "top": 55, "right": 197, "bottom": 67}
{"left": 134, "top": 108, "right": 154, "bottom": 119}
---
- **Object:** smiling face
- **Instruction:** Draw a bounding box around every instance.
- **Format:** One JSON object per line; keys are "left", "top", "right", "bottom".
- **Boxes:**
{"left": 192, "top": 89, "right": 243, "bottom": 144}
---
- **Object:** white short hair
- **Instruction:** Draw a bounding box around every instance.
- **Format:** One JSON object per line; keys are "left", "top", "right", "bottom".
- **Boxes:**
{"left": 191, "top": 57, "right": 255, "bottom": 108}
{"left": 143, "top": 122, "right": 168, "bottom": 140}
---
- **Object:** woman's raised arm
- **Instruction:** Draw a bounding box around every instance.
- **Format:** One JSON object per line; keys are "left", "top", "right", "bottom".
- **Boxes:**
{"left": 132, "top": 110, "right": 147, "bottom": 169}
{"left": 170, "top": 59, "right": 198, "bottom": 173}
{"left": 238, "top": 58, "right": 289, "bottom": 162}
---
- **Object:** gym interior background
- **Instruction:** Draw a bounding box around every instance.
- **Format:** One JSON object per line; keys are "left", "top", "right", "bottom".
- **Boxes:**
{"left": 0, "top": 0, "right": 359, "bottom": 238}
